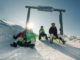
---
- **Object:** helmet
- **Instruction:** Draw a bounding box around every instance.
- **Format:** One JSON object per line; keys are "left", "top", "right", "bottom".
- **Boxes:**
{"left": 51, "top": 22, "right": 55, "bottom": 25}
{"left": 41, "top": 26, "right": 43, "bottom": 28}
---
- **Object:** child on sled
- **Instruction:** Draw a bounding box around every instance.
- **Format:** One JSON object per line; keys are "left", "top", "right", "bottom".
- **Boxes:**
{"left": 10, "top": 29, "right": 36, "bottom": 48}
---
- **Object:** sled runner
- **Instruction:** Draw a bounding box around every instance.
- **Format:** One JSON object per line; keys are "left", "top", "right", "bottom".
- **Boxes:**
{"left": 48, "top": 34, "right": 66, "bottom": 44}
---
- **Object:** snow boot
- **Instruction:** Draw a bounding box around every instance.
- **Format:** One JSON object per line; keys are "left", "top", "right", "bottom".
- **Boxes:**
{"left": 62, "top": 40, "right": 66, "bottom": 44}
{"left": 30, "top": 44, "right": 35, "bottom": 48}
{"left": 17, "top": 41, "right": 24, "bottom": 47}
{"left": 10, "top": 42, "right": 17, "bottom": 47}
{"left": 39, "top": 37, "right": 41, "bottom": 40}
{"left": 59, "top": 37, "right": 66, "bottom": 44}
{"left": 13, "top": 35, "right": 17, "bottom": 39}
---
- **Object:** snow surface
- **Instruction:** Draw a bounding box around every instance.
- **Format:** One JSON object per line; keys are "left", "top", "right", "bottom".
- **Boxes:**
{"left": 0, "top": 20, "right": 80, "bottom": 60}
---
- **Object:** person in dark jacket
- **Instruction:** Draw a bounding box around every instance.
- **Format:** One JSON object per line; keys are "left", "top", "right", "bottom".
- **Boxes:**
{"left": 49, "top": 23, "right": 58, "bottom": 43}
{"left": 49, "top": 23, "right": 65, "bottom": 44}
{"left": 49, "top": 23, "right": 58, "bottom": 38}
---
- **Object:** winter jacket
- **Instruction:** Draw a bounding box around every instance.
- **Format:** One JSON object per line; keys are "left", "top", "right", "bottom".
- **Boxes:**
{"left": 26, "top": 32, "right": 36, "bottom": 42}
{"left": 16, "top": 32, "right": 24, "bottom": 38}
{"left": 39, "top": 28, "right": 45, "bottom": 34}
{"left": 49, "top": 27, "right": 58, "bottom": 36}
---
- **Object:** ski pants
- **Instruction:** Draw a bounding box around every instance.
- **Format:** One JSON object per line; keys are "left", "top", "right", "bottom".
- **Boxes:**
{"left": 14, "top": 37, "right": 24, "bottom": 43}
{"left": 49, "top": 34, "right": 64, "bottom": 42}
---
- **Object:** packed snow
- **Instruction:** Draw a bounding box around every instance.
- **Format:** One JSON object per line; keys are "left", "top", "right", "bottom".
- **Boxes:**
{"left": 0, "top": 20, "right": 80, "bottom": 60}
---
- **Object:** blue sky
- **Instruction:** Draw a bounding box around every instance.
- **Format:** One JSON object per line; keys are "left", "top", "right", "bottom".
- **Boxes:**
{"left": 0, "top": 0, "right": 80, "bottom": 35}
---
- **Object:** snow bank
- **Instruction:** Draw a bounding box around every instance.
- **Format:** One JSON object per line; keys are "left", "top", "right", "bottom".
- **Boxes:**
{"left": 64, "top": 35, "right": 80, "bottom": 48}
{"left": 0, "top": 20, "right": 24, "bottom": 58}
{"left": 0, "top": 20, "right": 48, "bottom": 60}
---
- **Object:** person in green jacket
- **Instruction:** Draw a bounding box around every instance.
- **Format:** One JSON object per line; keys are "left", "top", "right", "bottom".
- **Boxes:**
{"left": 39, "top": 26, "right": 48, "bottom": 40}
{"left": 25, "top": 29, "right": 36, "bottom": 48}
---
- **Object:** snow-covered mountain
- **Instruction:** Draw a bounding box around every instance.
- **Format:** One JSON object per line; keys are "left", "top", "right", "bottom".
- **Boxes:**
{"left": 0, "top": 20, "right": 80, "bottom": 60}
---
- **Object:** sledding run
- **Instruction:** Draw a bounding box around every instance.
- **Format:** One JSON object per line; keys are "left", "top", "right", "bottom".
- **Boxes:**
{"left": 10, "top": 6, "right": 66, "bottom": 48}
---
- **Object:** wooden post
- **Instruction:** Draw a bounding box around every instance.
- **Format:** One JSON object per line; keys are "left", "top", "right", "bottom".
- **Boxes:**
{"left": 24, "top": 8, "right": 31, "bottom": 39}
{"left": 26, "top": 8, "right": 31, "bottom": 27}
{"left": 59, "top": 11, "right": 63, "bottom": 35}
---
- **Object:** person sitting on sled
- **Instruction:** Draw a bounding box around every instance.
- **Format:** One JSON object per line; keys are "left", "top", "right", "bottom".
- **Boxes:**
{"left": 49, "top": 23, "right": 65, "bottom": 44}
{"left": 49, "top": 23, "right": 58, "bottom": 38}
{"left": 11, "top": 29, "right": 36, "bottom": 48}
{"left": 39, "top": 26, "right": 48, "bottom": 40}
{"left": 25, "top": 29, "right": 36, "bottom": 48}
{"left": 10, "top": 31, "right": 24, "bottom": 47}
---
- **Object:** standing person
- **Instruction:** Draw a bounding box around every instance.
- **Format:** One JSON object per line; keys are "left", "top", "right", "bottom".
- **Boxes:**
{"left": 39, "top": 26, "right": 48, "bottom": 40}
{"left": 49, "top": 23, "right": 65, "bottom": 44}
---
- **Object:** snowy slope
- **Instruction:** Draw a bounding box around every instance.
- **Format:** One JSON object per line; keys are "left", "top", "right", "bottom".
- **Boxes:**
{"left": 64, "top": 35, "right": 80, "bottom": 48}
{"left": 0, "top": 20, "right": 80, "bottom": 60}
